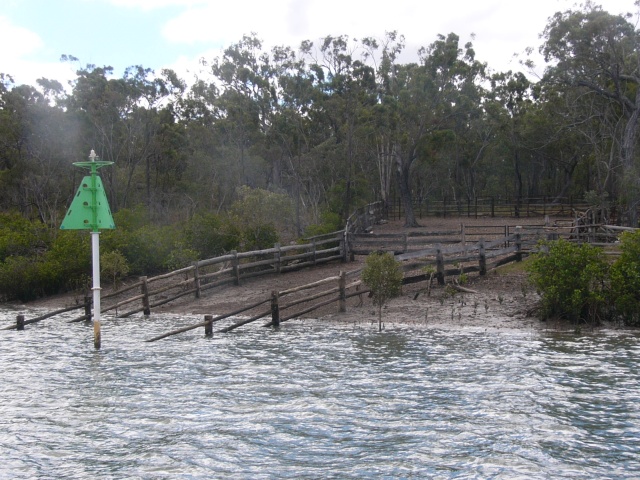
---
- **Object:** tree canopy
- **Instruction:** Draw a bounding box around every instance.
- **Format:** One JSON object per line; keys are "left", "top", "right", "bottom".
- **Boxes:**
{"left": 1, "top": 3, "right": 639, "bottom": 234}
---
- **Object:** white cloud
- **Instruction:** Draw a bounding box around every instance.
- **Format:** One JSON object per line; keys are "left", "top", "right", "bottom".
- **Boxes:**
{"left": 3, "top": 0, "right": 637, "bottom": 88}
{"left": 157, "top": 0, "right": 548, "bottom": 74}
{"left": 0, "top": 15, "right": 43, "bottom": 62}
{"left": 0, "top": 16, "right": 78, "bottom": 87}
{"left": 106, "top": 0, "right": 207, "bottom": 10}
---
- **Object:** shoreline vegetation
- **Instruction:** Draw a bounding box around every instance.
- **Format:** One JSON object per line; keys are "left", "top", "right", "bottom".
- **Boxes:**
{"left": 11, "top": 217, "right": 637, "bottom": 335}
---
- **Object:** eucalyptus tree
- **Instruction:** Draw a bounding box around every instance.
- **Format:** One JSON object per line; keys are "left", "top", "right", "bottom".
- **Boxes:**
{"left": 486, "top": 71, "right": 535, "bottom": 208}
{"left": 540, "top": 3, "right": 640, "bottom": 225}
{"left": 65, "top": 64, "right": 186, "bottom": 216}
{"left": 0, "top": 81, "right": 76, "bottom": 227}
{"left": 361, "top": 31, "right": 406, "bottom": 206}
{"left": 375, "top": 33, "right": 487, "bottom": 226}
{"left": 209, "top": 34, "right": 278, "bottom": 189}
{"left": 300, "top": 35, "right": 379, "bottom": 223}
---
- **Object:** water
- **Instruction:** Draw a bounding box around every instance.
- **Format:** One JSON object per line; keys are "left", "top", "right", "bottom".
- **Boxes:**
{"left": 1, "top": 308, "right": 639, "bottom": 479}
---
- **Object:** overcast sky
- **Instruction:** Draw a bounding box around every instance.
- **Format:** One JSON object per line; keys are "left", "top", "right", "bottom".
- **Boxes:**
{"left": 0, "top": 0, "right": 637, "bottom": 88}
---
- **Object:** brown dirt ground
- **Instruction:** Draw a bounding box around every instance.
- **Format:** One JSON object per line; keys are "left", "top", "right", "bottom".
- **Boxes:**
{"left": 21, "top": 216, "right": 557, "bottom": 332}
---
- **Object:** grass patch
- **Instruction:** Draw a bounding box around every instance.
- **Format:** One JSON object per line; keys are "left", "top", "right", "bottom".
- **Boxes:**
{"left": 493, "top": 256, "right": 532, "bottom": 275}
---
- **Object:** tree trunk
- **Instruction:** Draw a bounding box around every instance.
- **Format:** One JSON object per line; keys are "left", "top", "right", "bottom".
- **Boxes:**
{"left": 377, "top": 138, "right": 394, "bottom": 204}
{"left": 395, "top": 151, "right": 419, "bottom": 228}
{"left": 621, "top": 100, "right": 640, "bottom": 226}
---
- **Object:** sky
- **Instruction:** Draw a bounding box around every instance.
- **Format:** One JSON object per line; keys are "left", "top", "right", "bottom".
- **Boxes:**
{"left": 0, "top": 0, "right": 637, "bottom": 89}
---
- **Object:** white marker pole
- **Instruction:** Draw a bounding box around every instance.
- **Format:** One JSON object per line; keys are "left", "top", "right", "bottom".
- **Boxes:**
{"left": 88, "top": 149, "right": 101, "bottom": 350}
{"left": 91, "top": 230, "right": 101, "bottom": 349}
{"left": 62, "top": 149, "right": 114, "bottom": 350}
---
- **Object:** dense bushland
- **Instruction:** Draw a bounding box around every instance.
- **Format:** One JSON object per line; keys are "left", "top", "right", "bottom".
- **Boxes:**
{"left": 527, "top": 232, "right": 640, "bottom": 327}
{"left": 0, "top": 187, "right": 310, "bottom": 301}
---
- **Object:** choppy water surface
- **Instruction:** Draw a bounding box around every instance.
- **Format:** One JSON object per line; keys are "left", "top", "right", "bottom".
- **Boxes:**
{"left": 0, "top": 308, "right": 639, "bottom": 479}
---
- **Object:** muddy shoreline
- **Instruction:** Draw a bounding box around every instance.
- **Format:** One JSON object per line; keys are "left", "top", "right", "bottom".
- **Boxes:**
{"left": 11, "top": 217, "right": 632, "bottom": 333}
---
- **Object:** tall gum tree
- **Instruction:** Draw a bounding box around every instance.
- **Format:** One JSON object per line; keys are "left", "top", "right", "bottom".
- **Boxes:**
{"left": 378, "top": 33, "right": 486, "bottom": 227}
{"left": 540, "top": 3, "right": 640, "bottom": 225}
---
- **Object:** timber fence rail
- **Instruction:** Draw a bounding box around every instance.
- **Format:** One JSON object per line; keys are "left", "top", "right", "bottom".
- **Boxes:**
{"left": 387, "top": 196, "right": 640, "bottom": 223}
{"left": 5, "top": 192, "right": 635, "bottom": 331}
{"left": 102, "top": 232, "right": 347, "bottom": 318}
{"left": 147, "top": 268, "right": 368, "bottom": 341}
{"left": 387, "top": 197, "right": 590, "bottom": 220}
{"left": 2, "top": 199, "right": 385, "bottom": 330}
{"left": 348, "top": 222, "right": 635, "bottom": 258}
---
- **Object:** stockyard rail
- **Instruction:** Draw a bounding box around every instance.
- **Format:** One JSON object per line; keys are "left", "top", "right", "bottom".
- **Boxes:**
{"left": 4, "top": 204, "right": 634, "bottom": 336}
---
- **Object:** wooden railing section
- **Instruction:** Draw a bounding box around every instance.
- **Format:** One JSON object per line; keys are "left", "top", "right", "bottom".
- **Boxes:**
{"left": 146, "top": 269, "right": 367, "bottom": 342}
{"left": 5, "top": 196, "right": 636, "bottom": 333}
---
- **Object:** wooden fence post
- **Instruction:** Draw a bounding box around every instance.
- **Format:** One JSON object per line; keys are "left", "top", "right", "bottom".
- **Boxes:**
{"left": 348, "top": 233, "right": 355, "bottom": 262}
{"left": 271, "top": 291, "right": 280, "bottom": 326}
{"left": 204, "top": 314, "right": 213, "bottom": 336}
{"left": 491, "top": 197, "right": 495, "bottom": 217}
{"left": 402, "top": 233, "right": 408, "bottom": 253}
{"left": 193, "top": 261, "right": 201, "bottom": 299}
{"left": 140, "top": 276, "right": 151, "bottom": 315}
{"left": 341, "top": 231, "right": 348, "bottom": 263}
{"left": 231, "top": 250, "right": 240, "bottom": 285}
{"left": 312, "top": 238, "right": 317, "bottom": 265}
{"left": 84, "top": 295, "right": 92, "bottom": 321}
{"left": 16, "top": 314, "right": 24, "bottom": 331}
{"left": 436, "top": 247, "right": 445, "bottom": 285}
{"left": 274, "top": 243, "right": 281, "bottom": 273}
{"left": 515, "top": 227, "right": 522, "bottom": 262}
{"left": 461, "top": 224, "right": 466, "bottom": 254}
{"left": 338, "top": 271, "right": 347, "bottom": 313}
{"left": 478, "top": 240, "right": 487, "bottom": 276}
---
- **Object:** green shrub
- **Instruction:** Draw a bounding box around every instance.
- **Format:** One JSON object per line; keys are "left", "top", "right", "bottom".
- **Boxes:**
{"left": 610, "top": 230, "right": 640, "bottom": 326}
{"left": 0, "top": 256, "right": 38, "bottom": 300}
{"left": 101, "top": 250, "right": 130, "bottom": 289}
{"left": 361, "top": 252, "right": 404, "bottom": 331}
{"left": 0, "top": 213, "right": 51, "bottom": 260}
{"left": 101, "top": 209, "right": 181, "bottom": 275}
{"left": 526, "top": 240, "right": 610, "bottom": 323}
{"left": 304, "top": 211, "right": 343, "bottom": 238}
{"left": 229, "top": 186, "right": 294, "bottom": 242}
{"left": 184, "top": 212, "right": 240, "bottom": 259}
{"left": 164, "top": 243, "right": 199, "bottom": 271}
{"left": 242, "top": 224, "right": 279, "bottom": 251}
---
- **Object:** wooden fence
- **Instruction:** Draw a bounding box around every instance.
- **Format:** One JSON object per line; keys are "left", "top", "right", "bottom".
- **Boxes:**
{"left": 386, "top": 196, "right": 589, "bottom": 220}
{"left": 146, "top": 269, "right": 367, "bottom": 342}
{"left": 346, "top": 200, "right": 385, "bottom": 234}
{"left": 348, "top": 221, "right": 634, "bottom": 257}
{"left": 387, "top": 196, "right": 640, "bottom": 224}
{"left": 5, "top": 198, "right": 636, "bottom": 332}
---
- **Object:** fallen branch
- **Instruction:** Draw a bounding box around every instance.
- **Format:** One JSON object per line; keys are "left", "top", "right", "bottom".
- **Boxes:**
{"left": 451, "top": 281, "right": 478, "bottom": 294}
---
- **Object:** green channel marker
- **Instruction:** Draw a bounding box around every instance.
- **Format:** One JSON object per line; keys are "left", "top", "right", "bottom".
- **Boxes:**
{"left": 60, "top": 174, "right": 115, "bottom": 230}
{"left": 60, "top": 151, "right": 115, "bottom": 231}
{"left": 60, "top": 150, "right": 115, "bottom": 350}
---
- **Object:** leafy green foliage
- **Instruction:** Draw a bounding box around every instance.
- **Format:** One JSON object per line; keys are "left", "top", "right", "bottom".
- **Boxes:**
{"left": 526, "top": 240, "right": 610, "bottom": 323}
{"left": 304, "top": 212, "right": 343, "bottom": 238}
{"left": 0, "top": 213, "right": 51, "bottom": 260}
{"left": 101, "top": 208, "right": 182, "bottom": 275}
{"left": 229, "top": 186, "right": 292, "bottom": 248}
{"left": 100, "top": 250, "right": 129, "bottom": 289}
{"left": 0, "top": 229, "right": 89, "bottom": 301}
{"left": 610, "top": 231, "right": 640, "bottom": 326}
{"left": 361, "top": 252, "right": 403, "bottom": 330}
{"left": 164, "top": 243, "right": 199, "bottom": 272}
{"left": 184, "top": 212, "right": 240, "bottom": 258}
